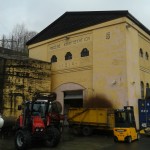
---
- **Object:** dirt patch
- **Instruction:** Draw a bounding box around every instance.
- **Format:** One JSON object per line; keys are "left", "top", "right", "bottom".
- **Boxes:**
{"left": 84, "top": 95, "right": 113, "bottom": 108}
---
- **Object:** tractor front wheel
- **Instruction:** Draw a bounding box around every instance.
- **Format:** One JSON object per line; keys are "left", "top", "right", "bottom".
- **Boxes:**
{"left": 45, "top": 127, "right": 61, "bottom": 147}
{"left": 15, "top": 130, "right": 31, "bottom": 150}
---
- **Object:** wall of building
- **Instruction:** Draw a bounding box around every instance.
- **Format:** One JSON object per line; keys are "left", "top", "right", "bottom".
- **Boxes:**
{"left": 29, "top": 44, "right": 48, "bottom": 61}
{"left": 92, "top": 22, "right": 128, "bottom": 109}
{"left": 139, "top": 34, "right": 150, "bottom": 96}
{"left": 28, "top": 19, "right": 130, "bottom": 107}
{"left": 29, "top": 19, "right": 129, "bottom": 110}
{"left": 49, "top": 32, "right": 93, "bottom": 109}
{"left": 125, "top": 21, "right": 141, "bottom": 127}
{"left": 28, "top": 17, "right": 150, "bottom": 129}
{"left": 0, "top": 57, "right": 51, "bottom": 118}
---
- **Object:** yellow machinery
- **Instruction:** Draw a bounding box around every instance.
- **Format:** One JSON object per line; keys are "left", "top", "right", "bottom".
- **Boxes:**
{"left": 113, "top": 106, "right": 140, "bottom": 143}
{"left": 67, "top": 106, "right": 140, "bottom": 142}
{"left": 67, "top": 108, "right": 115, "bottom": 136}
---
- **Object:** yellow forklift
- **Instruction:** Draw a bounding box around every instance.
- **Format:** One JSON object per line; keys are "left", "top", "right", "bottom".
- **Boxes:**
{"left": 113, "top": 106, "right": 140, "bottom": 143}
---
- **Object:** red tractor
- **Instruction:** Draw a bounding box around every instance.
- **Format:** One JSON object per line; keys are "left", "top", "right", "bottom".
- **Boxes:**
{"left": 14, "top": 92, "right": 64, "bottom": 150}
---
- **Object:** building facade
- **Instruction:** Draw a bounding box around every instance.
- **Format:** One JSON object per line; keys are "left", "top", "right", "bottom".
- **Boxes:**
{"left": 0, "top": 49, "right": 51, "bottom": 118}
{"left": 27, "top": 11, "right": 150, "bottom": 128}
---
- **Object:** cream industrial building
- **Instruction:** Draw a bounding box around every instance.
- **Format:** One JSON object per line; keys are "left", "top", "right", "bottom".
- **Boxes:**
{"left": 27, "top": 11, "right": 150, "bottom": 128}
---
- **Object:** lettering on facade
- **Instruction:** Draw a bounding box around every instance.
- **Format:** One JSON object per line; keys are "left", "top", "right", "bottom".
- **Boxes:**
{"left": 50, "top": 44, "right": 60, "bottom": 50}
{"left": 49, "top": 36, "right": 91, "bottom": 51}
{"left": 106, "top": 32, "right": 110, "bottom": 39}
{"left": 57, "top": 61, "right": 78, "bottom": 69}
{"left": 64, "top": 38, "right": 83, "bottom": 47}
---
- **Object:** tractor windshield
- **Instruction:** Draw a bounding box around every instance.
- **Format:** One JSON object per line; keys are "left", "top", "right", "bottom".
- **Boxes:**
{"left": 32, "top": 103, "right": 46, "bottom": 118}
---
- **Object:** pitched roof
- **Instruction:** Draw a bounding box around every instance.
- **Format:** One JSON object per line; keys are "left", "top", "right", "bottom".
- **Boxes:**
{"left": 27, "top": 10, "right": 150, "bottom": 45}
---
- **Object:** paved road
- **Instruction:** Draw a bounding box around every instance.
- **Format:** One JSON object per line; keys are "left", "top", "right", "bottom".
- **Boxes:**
{"left": 0, "top": 128, "right": 149, "bottom": 150}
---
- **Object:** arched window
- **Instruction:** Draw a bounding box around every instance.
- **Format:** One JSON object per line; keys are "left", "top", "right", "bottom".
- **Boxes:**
{"left": 65, "top": 52, "right": 72, "bottom": 60}
{"left": 145, "top": 52, "right": 149, "bottom": 60}
{"left": 141, "top": 81, "right": 144, "bottom": 99}
{"left": 146, "top": 83, "right": 149, "bottom": 88}
{"left": 139, "top": 48, "right": 143, "bottom": 57}
{"left": 51, "top": 55, "right": 57, "bottom": 63}
{"left": 81, "top": 48, "right": 89, "bottom": 57}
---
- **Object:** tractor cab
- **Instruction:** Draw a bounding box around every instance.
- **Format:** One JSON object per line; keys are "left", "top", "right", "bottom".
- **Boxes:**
{"left": 113, "top": 106, "right": 140, "bottom": 143}
{"left": 15, "top": 92, "right": 64, "bottom": 150}
{"left": 19, "top": 92, "right": 62, "bottom": 126}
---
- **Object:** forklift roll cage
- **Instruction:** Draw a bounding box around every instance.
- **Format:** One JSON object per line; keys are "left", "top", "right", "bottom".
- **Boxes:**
{"left": 115, "top": 106, "right": 136, "bottom": 128}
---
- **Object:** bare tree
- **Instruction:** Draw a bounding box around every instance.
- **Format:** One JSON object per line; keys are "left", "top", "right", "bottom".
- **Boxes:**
{"left": 11, "top": 24, "right": 37, "bottom": 53}
{"left": 1, "top": 24, "right": 37, "bottom": 54}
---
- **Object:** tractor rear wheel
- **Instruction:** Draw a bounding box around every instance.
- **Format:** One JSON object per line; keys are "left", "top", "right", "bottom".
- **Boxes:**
{"left": 15, "top": 130, "right": 31, "bottom": 150}
{"left": 45, "top": 127, "right": 61, "bottom": 147}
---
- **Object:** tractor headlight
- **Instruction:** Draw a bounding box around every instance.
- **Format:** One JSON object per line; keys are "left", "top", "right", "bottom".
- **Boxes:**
{"left": 35, "top": 127, "right": 44, "bottom": 132}
{"left": 35, "top": 128, "right": 40, "bottom": 132}
{"left": 40, "top": 128, "right": 44, "bottom": 132}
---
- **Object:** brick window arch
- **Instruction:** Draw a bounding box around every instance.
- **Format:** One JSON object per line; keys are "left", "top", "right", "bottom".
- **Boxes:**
{"left": 139, "top": 48, "right": 143, "bottom": 57}
{"left": 51, "top": 55, "right": 57, "bottom": 63}
{"left": 81, "top": 48, "right": 89, "bottom": 57}
{"left": 145, "top": 52, "right": 149, "bottom": 60}
{"left": 146, "top": 83, "right": 149, "bottom": 88}
{"left": 65, "top": 52, "right": 72, "bottom": 60}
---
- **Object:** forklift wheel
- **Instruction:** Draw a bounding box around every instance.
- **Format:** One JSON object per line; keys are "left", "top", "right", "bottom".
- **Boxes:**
{"left": 126, "top": 136, "right": 132, "bottom": 143}
{"left": 114, "top": 136, "right": 118, "bottom": 142}
{"left": 15, "top": 130, "right": 31, "bottom": 150}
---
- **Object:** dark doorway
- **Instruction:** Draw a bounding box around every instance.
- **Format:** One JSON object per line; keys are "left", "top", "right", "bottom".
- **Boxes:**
{"left": 64, "top": 90, "right": 83, "bottom": 107}
{"left": 63, "top": 90, "right": 83, "bottom": 125}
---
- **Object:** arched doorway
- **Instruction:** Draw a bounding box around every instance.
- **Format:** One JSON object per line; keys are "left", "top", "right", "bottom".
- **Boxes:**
{"left": 54, "top": 83, "right": 85, "bottom": 125}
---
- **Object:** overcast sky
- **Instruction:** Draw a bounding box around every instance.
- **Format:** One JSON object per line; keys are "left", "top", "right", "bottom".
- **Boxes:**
{"left": 0, "top": 0, "right": 150, "bottom": 37}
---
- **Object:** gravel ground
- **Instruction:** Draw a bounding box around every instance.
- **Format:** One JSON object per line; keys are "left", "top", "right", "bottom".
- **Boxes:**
{"left": 0, "top": 127, "right": 149, "bottom": 150}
